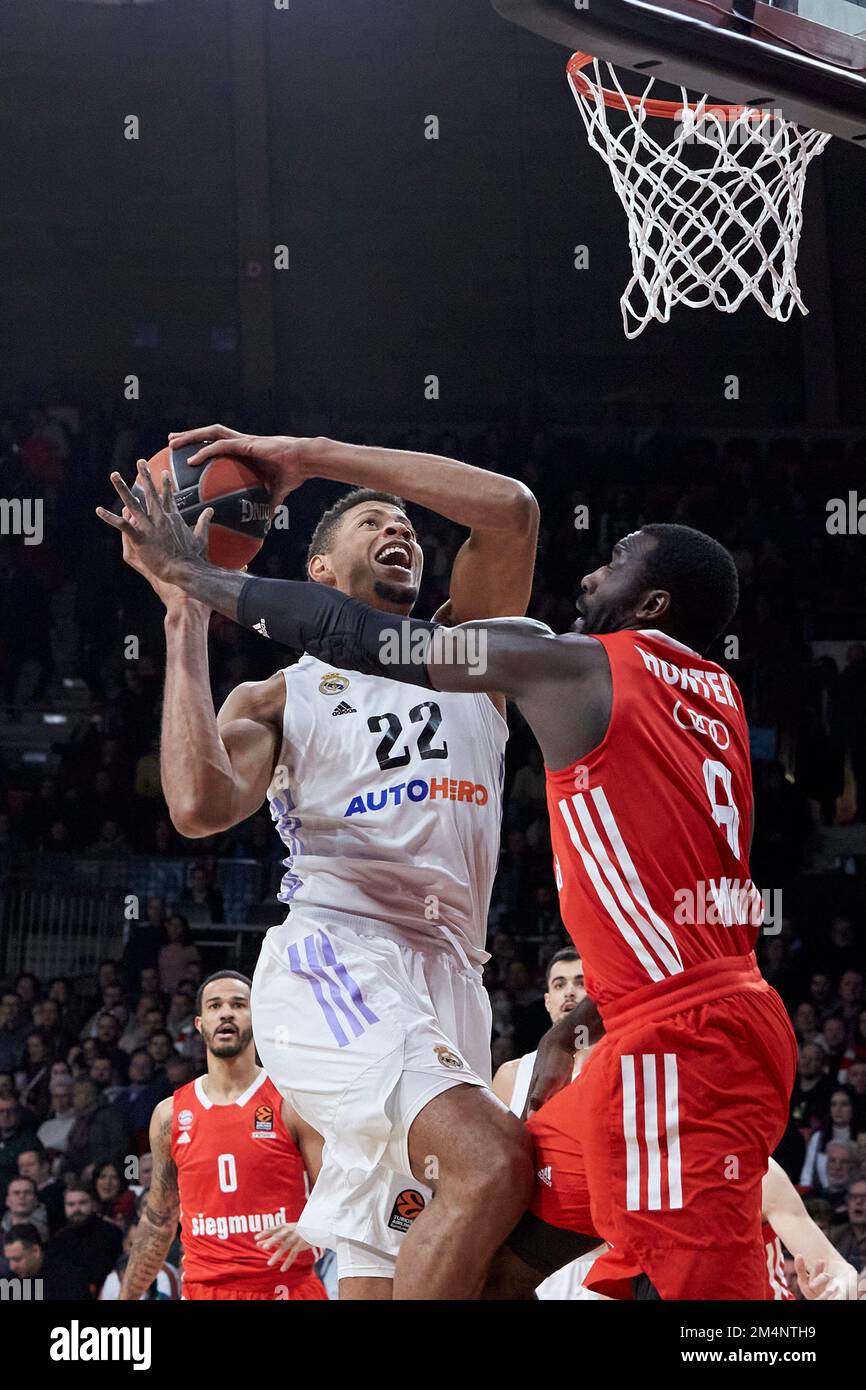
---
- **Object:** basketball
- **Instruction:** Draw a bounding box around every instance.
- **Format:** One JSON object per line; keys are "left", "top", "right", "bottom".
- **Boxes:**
{"left": 133, "top": 442, "right": 272, "bottom": 570}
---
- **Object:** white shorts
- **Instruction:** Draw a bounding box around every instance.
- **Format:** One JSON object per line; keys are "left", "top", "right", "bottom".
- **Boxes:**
{"left": 251, "top": 910, "right": 492, "bottom": 1266}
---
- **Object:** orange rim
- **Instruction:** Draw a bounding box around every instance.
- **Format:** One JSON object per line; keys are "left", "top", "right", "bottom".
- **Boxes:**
{"left": 567, "top": 52, "right": 780, "bottom": 122}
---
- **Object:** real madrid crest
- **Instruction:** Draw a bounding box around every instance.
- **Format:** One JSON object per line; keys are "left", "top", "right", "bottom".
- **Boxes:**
{"left": 319, "top": 672, "right": 350, "bottom": 696}
{"left": 434, "top": 1045, "right": 464, "bottom": 1070}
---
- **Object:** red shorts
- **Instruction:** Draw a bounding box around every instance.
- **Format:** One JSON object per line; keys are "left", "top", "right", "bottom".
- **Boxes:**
{"left": 527, "top": 956, "right": 797, "bottom": 1300}
{"left": 182, "top": 1271, "right": 328, "bottom": 1301}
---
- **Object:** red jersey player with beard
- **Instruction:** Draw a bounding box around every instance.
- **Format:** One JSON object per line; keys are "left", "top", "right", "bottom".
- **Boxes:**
{"left": 120, "top": 970, "right": 327, "bottom": 1301}
{"left": 98, "top": 472, "right": 802, "bottom": 1298}
{"left": 171, "top": 521, "right": 793, "bottom": 1301}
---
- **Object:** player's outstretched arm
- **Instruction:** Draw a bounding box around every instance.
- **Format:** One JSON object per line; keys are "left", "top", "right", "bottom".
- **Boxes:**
{"left": 97, "top": 460, "right": 284, "bottom": 839}
{"left": 119, "top": 1100, "right": 179, "bottom": 1301}
{"left": 167, "top": 427, "right": 540, "bottom": 626}
{"left": 763, "top": 1158, "right": 859, "bottom": 1300}
{"left": 98, "top": 473, "right": 609, "bottom": 769}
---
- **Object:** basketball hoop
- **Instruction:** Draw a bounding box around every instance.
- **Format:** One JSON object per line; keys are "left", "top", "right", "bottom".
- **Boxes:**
{"left": 566, "top": 53, "right": 831, "bottom": 338}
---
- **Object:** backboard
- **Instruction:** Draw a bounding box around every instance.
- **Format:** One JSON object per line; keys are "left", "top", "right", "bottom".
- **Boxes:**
{"left": 493, "top": 0, "right": 866, "bottom": 141}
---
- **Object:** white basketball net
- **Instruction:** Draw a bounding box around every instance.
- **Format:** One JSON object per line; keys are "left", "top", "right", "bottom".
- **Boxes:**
{"left": 568, "top": 58, "right": 831, "bottom": 338}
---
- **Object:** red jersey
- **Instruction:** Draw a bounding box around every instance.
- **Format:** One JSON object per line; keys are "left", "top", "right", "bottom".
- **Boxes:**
{"left": 171, "top": 1071, "right": 314, "bottom": 1294}
{"left": 547, "top": 629, "right": 761, "bottom": 1013}
{"left": 762, "top": 1221, "right": 795, "bottom": 1300}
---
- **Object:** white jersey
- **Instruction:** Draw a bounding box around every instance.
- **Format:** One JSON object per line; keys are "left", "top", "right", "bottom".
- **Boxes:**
{"left": 266, "top": 655, "right": 507, "bottom": 965}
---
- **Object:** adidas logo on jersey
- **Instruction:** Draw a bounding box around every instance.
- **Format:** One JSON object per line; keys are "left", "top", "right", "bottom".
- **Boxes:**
{"left": 176, "top": 1132, "right": 191, "bottom": 1145}
{"left": 537, "top": 1165, "right": 553, "bottom": 1187}
{"left": 252, "top": 618, "right": 269, "bottom": 638}
{"left": 331, "top": 701, "right": 356, "bottom": 716}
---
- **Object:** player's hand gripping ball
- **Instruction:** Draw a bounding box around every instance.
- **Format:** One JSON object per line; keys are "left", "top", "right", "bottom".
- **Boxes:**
{"left": 132, "top": 442, "right": 272, "bottom": 570}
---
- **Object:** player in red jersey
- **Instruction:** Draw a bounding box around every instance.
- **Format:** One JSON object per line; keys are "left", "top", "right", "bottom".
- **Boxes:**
{"left": 205, "top": 521, "right": 794, "bottom": 1299}
{"left": 96, "top": 497, "right": 800, "bottom": 1297}
{"left": 120, "top": 970, "right": 327, "bottom": 1301}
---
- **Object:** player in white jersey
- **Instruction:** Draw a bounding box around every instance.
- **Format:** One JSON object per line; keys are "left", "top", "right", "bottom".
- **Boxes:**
{"left": 102, "top": 425, "right": 539, "bottom": 1300}
{"left": 493, "top": 949, "right": 609, "bottom": 1301}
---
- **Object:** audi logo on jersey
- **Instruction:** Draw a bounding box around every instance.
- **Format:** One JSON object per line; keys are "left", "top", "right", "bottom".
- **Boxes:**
{"left": 672, "top": 700, "right": 731, "bottom": 751}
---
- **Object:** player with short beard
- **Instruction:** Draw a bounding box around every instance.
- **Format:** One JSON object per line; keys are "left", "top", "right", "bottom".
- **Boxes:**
{"left": 99, "top": 426, "right": 539, "bottom": 1301}
{"left": 120, "top": 971, "right": 326, "bottom": 1301}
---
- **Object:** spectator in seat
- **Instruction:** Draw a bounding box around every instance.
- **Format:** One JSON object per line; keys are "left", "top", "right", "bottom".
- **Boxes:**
{"left": 0, "top": 1096, "right": 39, "bottom": 1202}
{"left": 129, "top": 1150, "right": 153, "bottom": 1199}
{"left": 89, "top": 1055, "right": 124, "bottom": 1099}
{"left": 159, "top": 914, "right": 200, "bottom": 995}
{"left": 790, "top": 1041, "right": 835, "bottom": 1132}
{"left": 839, "top": 971, "right": 865, "bottom": 1030}
{"left": 4, "top": 1216, "right": 95, "bottom": 1297}
{"left": 807, "top": 1140, "right": 859, "bottom": 1218}
{"left": 92, "top": 1012, "right": 130, "bottom": 1081}
{"left": 845, "top": 1059, "right": 866, "bottom": 1129}
{"left": 826, "top": 917, "right": 861, "bottom": 980}
{"left": 43, "top": 1183, "right": 122, "bottom": 1299}
{"left": 14, "top": 1029, "right": 55, "bottom": 1123}
{"left": 808, "top": 971, "right": 838, "bottom": 1022}
{"left": 146, "top": 1030, "right": 178, "bottom": 1100}
{"left": 818, "top": 1016, "right": 855, "bottom": 1084}
{"left": 2, "top": 1174, "right": 48, "bottom": 1242}
{"left": 792, "top": 1001, "right": 819, "bottom": 1046}
{"left": 112, "top": 1051, "right": 160, "bottom": 1154}
{"left": 830, "top": 1179, "right": 866, "bottom": 1273}
{"left": 120, "top": 896, "right": 166, "bottom": 990}
{"left": 80, "top": 983, "right": 124, "bottom": 1040}
{"left": 93, "top": 1160, "right": 135, "bottom": 1227}
{"left": 36, "top": 1074, "right": 76, "bottom": 1158}
{"left": 118, "top": 994, "right": 161, "bottom": 1055}
{"left": 64, "top": 1078, "right": 128, "bottom": 1176}
{"left": 0, "top": 992, "right": 29, "bottom": 1073}
{"left": 800, "top": 1089, "right": 860, "bottom": 1190}
{"left": 139, "top": 966, "right": 162, "bottom": 998}
{"left": 164, "top": 987, "right": 196, "bottom": 1048}
{"left": 179, "top": 863, "right": 224, "bottom": 926}
{"left": 15, "top": 974, "right": 39, "bottom": 1022}
{"left": 99, "top": 1214, "right": 180, "bottom": 1301}
{"left": 17, "top": 1148, "right": 65, "bottom": 1233}
{"left": 32, "top": 999, "right": 73, "bottom": 1058}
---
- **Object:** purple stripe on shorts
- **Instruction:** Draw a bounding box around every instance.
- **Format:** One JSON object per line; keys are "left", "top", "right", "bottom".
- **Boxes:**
{"left": 317, "top": 930, "right": 380, "bottom": 1026}
{"left": 287, "top": 941, "right": 350, "bottom": 1047}
{"left": 303, "top": 934, "right": 366, "bottom": 1039}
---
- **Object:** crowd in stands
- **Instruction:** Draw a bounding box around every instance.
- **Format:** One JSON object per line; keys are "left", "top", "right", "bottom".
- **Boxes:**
{"left": 1, "top": 396, "right": 865, "bottom": 1295}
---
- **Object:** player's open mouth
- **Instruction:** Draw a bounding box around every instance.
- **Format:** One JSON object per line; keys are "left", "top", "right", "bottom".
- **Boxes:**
{"left": 374, "top": 541, "right": 413, "bottom": 573}
{"left": 216, "top": 1027, "right": 236, "bottom": 1039}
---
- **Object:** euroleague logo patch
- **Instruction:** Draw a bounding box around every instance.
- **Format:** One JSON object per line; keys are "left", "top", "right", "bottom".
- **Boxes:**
{"left": 434, "top": 1044, "right": 463, "bottom": 1070}
{"left": 387, "top": 1188, "right": 426, "bottom": 1233}
{"left": 252, "top": 1103, "right": 276, "bottom": 1139}
{"left": 319, "top": 672, "right": 349, "bottom": 696}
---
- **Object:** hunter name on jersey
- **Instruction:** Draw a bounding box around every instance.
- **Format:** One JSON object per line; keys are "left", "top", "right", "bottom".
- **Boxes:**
{"left": 344, "top": 775, "right": 490, "bottom": 816}
{"left": 634, "top": 643, "right": 738, "bottom": 708}
{"left": 189, "top": 1205, "right": 287, "bottom": 1241}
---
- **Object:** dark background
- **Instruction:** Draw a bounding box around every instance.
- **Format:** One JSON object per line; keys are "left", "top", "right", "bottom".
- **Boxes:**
{"left": 0, "top": 0, "right": 865, "bottom": 1302}
{"left": 0, "top": 0, "right": 863, "bottom": 430}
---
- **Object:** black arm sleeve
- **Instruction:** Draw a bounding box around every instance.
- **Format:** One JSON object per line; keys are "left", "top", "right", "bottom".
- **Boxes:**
{"left": 237, "top": 575, "right": 437, "bottom": 688}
